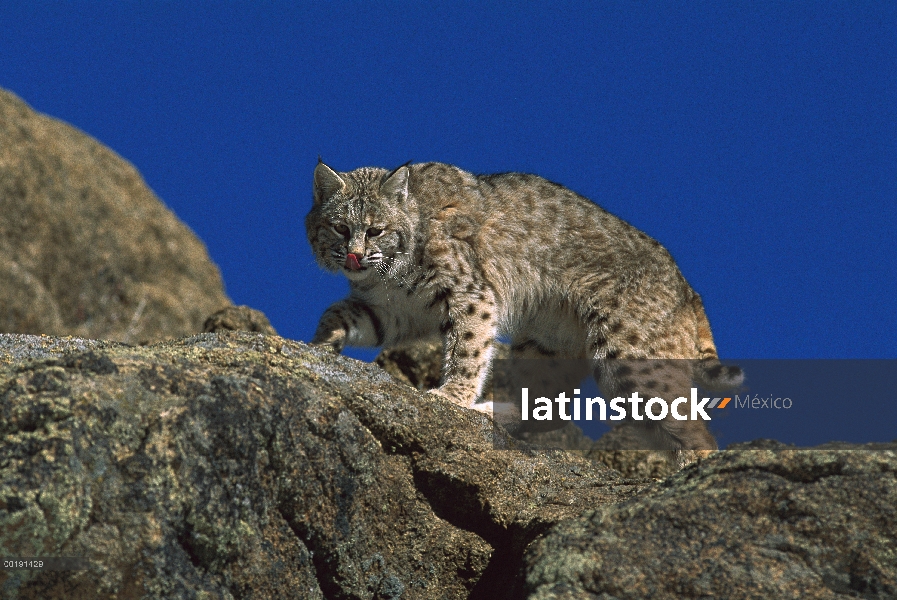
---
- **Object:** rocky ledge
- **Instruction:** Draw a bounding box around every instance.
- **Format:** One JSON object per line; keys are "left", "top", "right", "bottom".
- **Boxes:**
{"left": 1, "top": 332, "right": 895, "bottom": 599}
{"left": 0, "top": 332, "right": 642, "bottom": 599}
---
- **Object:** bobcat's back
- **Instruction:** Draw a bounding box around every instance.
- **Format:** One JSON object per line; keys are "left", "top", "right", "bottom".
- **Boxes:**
{"left": 402, "top": 164, "right": 699, "bottom": 357}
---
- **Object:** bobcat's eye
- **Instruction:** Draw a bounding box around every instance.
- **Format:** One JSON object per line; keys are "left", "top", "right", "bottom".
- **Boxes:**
{"left": 332, "top": 224, "right": 350, "bottom": 237}
{"left": 366, "top": 227, "right": 384, "bottom": 237}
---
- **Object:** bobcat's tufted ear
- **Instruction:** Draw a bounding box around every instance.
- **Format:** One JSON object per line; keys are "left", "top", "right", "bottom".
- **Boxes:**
{"left": 313, "top": 161, "right": 346, "bottom": 205}
{"left": 380, "top": 163, "right": 410, "bottom": 202}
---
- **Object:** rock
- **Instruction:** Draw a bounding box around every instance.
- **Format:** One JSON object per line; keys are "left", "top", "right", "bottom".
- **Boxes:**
{"left": 514, "top": 423, "right": 596, "bottom": 455}
{"left": 0, "top": 332, "right": 641, "bottom": 599}
{"left": 524, "top": 447, "right": 897, "bottom": 599}
{"left": 377, "top": 341, "right": 677, "bottom": 479}
{"left": 586, "top": 425, "right": 677, "bottom": 480}
{"left": 203, "top": 305, "right": 277, "bottom": 335}
{"left": 727, "top": 438, "right": 897, "bottom": 451}
{"left": 0, "top": 88, "right": 231, "bottom": 343}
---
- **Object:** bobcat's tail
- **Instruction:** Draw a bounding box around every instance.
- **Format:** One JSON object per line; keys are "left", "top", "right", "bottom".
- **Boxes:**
{"left": 691, "top": 293, "right": 744, "bottom": 391}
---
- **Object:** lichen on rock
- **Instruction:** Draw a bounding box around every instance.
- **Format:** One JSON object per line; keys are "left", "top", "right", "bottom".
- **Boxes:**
{"left": 0, "top": 332, "right": 638, "bottom": 599}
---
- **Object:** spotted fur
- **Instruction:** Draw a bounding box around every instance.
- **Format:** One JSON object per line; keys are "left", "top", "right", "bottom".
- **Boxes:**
{"left": 307, "top": 161, "right": 741, "bottom": 466}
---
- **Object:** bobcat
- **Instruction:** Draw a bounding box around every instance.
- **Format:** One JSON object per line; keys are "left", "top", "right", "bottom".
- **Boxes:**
{"left": 307, "top": 160, "right": 742, "bottom": 467}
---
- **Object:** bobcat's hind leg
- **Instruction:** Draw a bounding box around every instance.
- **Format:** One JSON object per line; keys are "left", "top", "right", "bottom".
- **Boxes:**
{"left": 594, "top": 357, "right": 717, "bottom": 469}
{"left": 501, "top": 336, "right": 592, "bottom": 434}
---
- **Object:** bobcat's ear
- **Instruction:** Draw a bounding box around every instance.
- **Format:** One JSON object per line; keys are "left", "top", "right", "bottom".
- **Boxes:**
{"left": 313, "top": 161, "right": 346, "bottom": 205}
{"left": 380, "top": 163, "right": 410, "bottom": 202}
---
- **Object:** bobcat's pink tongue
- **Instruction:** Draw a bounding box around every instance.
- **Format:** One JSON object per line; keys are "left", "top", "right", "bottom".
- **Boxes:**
{"left": 345, "top": 253, "right": 362, "bottom": 271}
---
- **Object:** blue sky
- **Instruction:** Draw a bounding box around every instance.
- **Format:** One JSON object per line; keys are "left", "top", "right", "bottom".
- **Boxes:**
{"left": 1, "top": 2, "right": 894, "bottom": 363}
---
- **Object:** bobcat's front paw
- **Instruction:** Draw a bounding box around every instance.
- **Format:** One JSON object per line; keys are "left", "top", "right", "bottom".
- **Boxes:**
{"left": 470, "top": 401, "right": 520, "bottom": 426}
{"left": 309, "top": 340, "right": 344, "bottom": 354}
{"left": 309, "top": 329, "right": 347, "bottom": 353}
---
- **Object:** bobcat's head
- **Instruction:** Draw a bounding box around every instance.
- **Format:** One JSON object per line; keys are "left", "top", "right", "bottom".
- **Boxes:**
{"left": 306, "top": 161, "right": 414, "bottom": 283}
